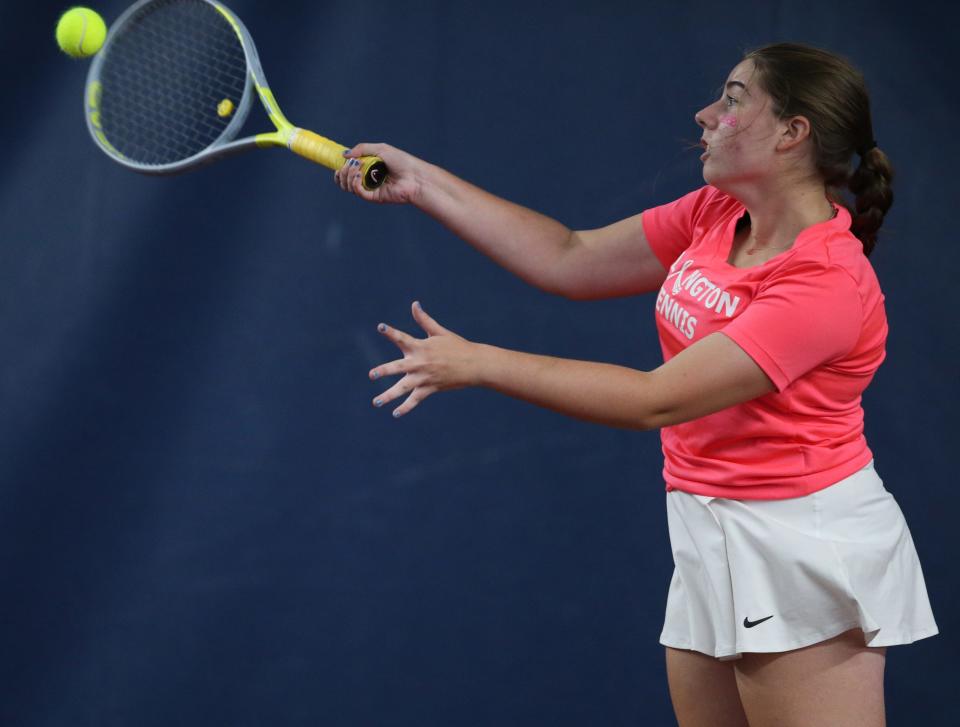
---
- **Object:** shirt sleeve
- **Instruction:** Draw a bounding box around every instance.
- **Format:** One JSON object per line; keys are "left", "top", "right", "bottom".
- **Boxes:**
{"left": 720, "top": 262, "right": 864, "bottom": 392}
{"left": 641, "top": 186, "right": 722, "bottom": 270}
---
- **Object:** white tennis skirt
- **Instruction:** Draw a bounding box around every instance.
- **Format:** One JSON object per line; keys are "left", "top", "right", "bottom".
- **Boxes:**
{"left": 659, "top": 461, "right": 938, "bottom": 660}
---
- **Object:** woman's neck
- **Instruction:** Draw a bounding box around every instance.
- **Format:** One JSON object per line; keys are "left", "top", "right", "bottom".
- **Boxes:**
{"left": 733, "top": 180, "right": 835, "bottom": 252}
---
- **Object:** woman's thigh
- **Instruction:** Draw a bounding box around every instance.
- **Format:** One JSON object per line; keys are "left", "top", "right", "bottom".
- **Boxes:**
{"left": 733, "top": 629, "right": 887, "bottom": 727}
{"left": 665, "top": 647, "right": 750, "bottom": 727}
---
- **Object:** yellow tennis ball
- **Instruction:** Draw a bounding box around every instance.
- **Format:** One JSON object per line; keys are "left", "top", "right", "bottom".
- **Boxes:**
{"left": 55, "top": 7, "right": 107, "bottom": 59}
{"left": 217, "top": 99, "right": 235, "bottom": 118}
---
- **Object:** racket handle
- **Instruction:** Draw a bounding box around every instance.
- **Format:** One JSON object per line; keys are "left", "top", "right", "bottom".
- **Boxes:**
{"left": 289, "top": 129, "right": 387, "bottom": 190}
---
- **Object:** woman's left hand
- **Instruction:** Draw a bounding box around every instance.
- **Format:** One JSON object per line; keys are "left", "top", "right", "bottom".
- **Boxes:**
{"left": 370, "top": 302, "right": 482, "bottom": 418}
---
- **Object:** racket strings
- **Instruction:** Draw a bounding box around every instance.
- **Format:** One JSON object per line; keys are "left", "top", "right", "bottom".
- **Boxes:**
{"left": 98, "top": 0, "right": 249, "bottom": 165}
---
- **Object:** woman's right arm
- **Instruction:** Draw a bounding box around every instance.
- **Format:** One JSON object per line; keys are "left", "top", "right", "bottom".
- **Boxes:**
{"left": 337, "top": 144, "right": 669, "bottom": 299}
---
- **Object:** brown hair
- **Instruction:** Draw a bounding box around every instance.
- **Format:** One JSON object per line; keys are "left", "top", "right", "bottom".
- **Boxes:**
{"left": 745, "top": 42, "right": 893, "bottom": 256}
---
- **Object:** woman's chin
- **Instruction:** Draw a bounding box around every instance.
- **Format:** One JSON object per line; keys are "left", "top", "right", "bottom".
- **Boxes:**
{"left": 701, "top": 164, "right": 739, "bottom": 191}
{"left": 701, "top": 164, "right": 720, "bottom": 186}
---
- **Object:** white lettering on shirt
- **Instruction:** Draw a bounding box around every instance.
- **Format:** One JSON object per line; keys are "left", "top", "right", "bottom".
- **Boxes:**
{"left": 658, "top": 252, "right": 741, "bottom": 339}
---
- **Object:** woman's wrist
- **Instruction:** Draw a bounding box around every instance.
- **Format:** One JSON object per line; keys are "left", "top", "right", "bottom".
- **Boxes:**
{"left": 412, "top": 160, "right": 472, "bottom": 215}
{"left": 408, "top": 159, "right": 443, "bottom": 210}
{"left": 469, "top": 342, "right": 502, "bottom": 389}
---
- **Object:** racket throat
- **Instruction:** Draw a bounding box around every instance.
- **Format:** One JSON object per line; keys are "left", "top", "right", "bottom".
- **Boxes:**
{"left": 255, "top": 85, "right": 293, "bottom": 130}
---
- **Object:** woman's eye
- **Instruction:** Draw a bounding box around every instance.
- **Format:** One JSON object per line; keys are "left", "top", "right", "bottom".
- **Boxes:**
{"left": 725, "top": 95, "right": 739, "bottom": 107}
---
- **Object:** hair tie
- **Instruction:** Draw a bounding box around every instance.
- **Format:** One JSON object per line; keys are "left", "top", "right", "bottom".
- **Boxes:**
{"left": 858, "top": 140, "right": 878, "bottom": 156}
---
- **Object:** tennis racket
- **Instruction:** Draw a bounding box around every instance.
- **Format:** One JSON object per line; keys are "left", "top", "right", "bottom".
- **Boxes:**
{"left": 84, "top": 0, "right": 387, "bottom": 188}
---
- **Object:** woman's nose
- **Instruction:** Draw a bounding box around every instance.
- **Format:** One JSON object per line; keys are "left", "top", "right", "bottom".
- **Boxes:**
{"left": 695, "top": 107, "right": 710, "bottom": 129}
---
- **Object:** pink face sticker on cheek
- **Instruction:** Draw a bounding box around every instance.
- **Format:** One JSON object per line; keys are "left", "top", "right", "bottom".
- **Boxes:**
{"left": 720, "top": 115, "right": 738, "bottom": 128}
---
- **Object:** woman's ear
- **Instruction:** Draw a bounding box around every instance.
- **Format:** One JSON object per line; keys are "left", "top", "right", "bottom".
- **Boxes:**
{"left": 777, "top": 115, "right": 812, "bottom": 152}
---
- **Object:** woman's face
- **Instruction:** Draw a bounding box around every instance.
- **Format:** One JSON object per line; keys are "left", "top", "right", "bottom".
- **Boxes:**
{"left": 695, "top": 59, "right": 784, "bottom": 190}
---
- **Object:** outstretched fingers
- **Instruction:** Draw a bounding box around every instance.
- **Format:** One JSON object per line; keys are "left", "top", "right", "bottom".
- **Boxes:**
{"left": 370, "top": 323, "right": 425, "bottom": 417}
{"left": 371, "top": 375, "right": 411, "bottom": 410}
{"left": 377, "top": 322, "right": 417, "bottom": 353}
{"left": 390, "top": 385, "right": 435, "bottom": 418}
{"left": 369, "top": 356, "right": 406, "bottom": 382}
{"left": 411, "top": 300, "right": 448, "bottom": 336}
{"left": 371, "top": 374, "right": 435, "bottom": 418}
{"left": 369, "top": 304, "right": 460, "bottom": 419}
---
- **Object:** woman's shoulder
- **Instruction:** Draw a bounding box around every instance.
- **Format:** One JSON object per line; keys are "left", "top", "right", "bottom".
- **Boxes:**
{"left": 795, "top": 228, "right": 880, "bottom": 282}
{"left": 767, "top": 229, "right": 885, "bottom": 314}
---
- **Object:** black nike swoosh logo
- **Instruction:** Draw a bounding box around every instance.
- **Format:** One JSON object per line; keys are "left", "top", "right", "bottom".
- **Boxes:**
{"left": 743, "top": 615, "right": 774, "bottom": 628}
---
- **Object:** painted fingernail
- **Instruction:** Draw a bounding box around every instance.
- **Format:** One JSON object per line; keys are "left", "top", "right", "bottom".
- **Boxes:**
{"left": 374, "top": 399, "right": 383, "bottom": 408}
{"left": 392, "top": 409, "right": 402, "bottom": 418}
{"left": 414, "top": 301, "right": 421, "bottom": 309}
{"left": 342, "top": 149, "right": 351, "bottom": 157}
{"left": 371, "top": 370, "right": 380, "bottom": 380}
{"left": 378, "top": 323, "right": 387, "bottom": 333}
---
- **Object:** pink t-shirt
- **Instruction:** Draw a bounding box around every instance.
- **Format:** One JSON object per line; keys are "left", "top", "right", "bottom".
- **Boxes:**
{"left": 641, "top": 186, "right": 887, "bottom": 499}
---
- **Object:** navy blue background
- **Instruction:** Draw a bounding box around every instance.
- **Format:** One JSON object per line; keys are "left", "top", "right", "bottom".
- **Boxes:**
{"left": 2, "top": 1, "right": 956, "bottom": 724}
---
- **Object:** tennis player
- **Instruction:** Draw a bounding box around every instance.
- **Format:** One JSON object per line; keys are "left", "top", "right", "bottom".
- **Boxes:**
{"left": 336, "top": 43, "right": 937, "bottom": 726}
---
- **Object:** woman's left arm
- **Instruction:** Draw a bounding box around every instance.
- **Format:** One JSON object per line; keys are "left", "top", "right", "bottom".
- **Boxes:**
{"left": 370, "top": 302, "right": 775, "bottom": 428}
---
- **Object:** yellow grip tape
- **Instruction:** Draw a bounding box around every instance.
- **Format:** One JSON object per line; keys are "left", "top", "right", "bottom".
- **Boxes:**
{"left": 289, "top": 129, "right": 386, "bottom": 190}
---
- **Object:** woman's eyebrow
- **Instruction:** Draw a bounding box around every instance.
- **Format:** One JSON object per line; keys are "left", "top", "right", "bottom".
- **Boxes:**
{"left": 725, "top": 80, "right": 749, "bottom": 94}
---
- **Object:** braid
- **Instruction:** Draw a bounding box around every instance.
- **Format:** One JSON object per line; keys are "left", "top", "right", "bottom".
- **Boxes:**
{"left": 848, "top": 146, "right": 894, "bottom": 257}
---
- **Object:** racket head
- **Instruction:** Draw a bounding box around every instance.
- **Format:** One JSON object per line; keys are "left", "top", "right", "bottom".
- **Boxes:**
{"left": 85, "top": 0, "right": 263, "bottom": 174}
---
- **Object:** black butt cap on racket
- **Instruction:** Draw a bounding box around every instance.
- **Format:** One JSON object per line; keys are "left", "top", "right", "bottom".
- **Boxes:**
{"left": 364, "top": 161, "right": 388, "bottom": 190}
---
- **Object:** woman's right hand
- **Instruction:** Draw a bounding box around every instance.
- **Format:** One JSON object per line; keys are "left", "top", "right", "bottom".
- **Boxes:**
{"left": 335, "top": 143, "right": 423, "bottom": 205}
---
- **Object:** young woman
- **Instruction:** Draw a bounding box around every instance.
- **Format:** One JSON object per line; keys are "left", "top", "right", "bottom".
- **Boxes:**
{"left": 335, "top": 43, "right": 937, "bottom": 726}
